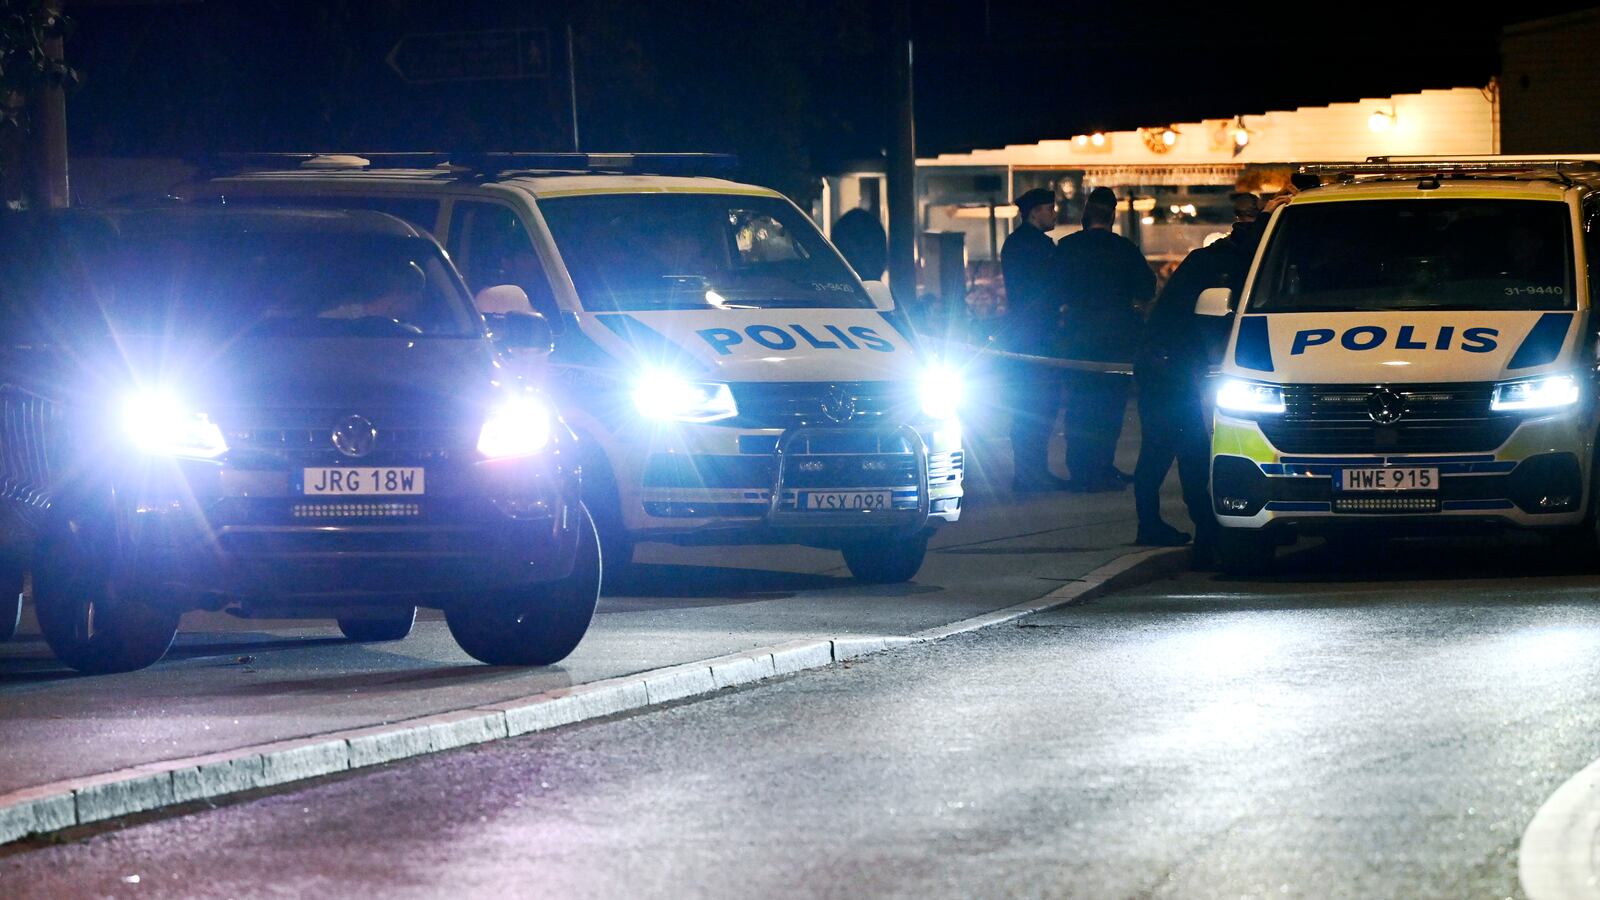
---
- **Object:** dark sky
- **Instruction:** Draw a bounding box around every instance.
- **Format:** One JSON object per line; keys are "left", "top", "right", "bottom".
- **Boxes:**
{"left": 911, "top": 0, "right": 1598, "bottom": 153}
{"left": 63, "top": 0, "right": 1600, "bottom": 193}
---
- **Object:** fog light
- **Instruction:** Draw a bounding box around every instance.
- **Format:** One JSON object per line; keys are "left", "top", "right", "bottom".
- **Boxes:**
{"left": 492, "top": 496, "right": 552, "bottom": 519}
{"left": 1222, "top": 497, "right": 1251, "bottom": 513}
{"left": 1539, "top": 495, "right": 1576, "bottom": 509}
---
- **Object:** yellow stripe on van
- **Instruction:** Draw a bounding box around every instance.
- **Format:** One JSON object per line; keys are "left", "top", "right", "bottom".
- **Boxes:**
{"left": 530, "top": 185, "right": 784, "bottom": 199}
{"left": 1212, "top": 418, "right": 1278, "bottom": 464}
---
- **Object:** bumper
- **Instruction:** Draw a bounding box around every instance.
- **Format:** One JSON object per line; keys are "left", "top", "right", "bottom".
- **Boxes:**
{"left": 618, "top": 421, "right": 964, "bottom": 545}
{"left": 1211, "top": 412, "right": 1592, "bottom": 532}
{"left": 115, "top": 452, "right": 583, "bottom": 604}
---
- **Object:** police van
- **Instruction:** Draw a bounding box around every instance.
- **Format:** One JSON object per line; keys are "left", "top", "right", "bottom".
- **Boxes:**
{"left": 1200, "top": 156, "right": 1600, "bottom": 572}
{"left": 203, "top": 153, "right": 963, "bottom": 582}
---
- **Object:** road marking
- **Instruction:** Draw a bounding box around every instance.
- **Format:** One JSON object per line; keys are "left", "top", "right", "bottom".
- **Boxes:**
{"left": 1521, "top": 755, "right": 1600, "bottom": 899}
{"left": 0, "top": 546, "right": 1185, "bottom": 846}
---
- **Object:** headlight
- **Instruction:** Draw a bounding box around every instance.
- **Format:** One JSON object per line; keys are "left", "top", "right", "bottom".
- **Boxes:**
{"left": 631, "top": 373, "right": 737, "bottom": 423}
{"left": 123, "top": 391, "right": 228, "bottom": 459}
{"left": 1215, "top": 378, "right": 1286, "bottom": 414}
{"left": 1491, "top": 374, "right": 1581, "bottom": 411}
{"left": 478, "top": 395, "right": 554, "bottom": 458}
{"left": 919, "top": 364, "right": 965, "bottom": 420}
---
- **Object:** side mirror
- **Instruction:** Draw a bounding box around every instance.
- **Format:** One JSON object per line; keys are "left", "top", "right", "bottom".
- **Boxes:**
{"left": 863, "top": 279, "right": 895, "bottom": 311}
{"left": 474, "top": 283, "right": 534, "bottom": 316}
{"left": 1195, "top": 287, "right": 1234, "bottom": 318}
{"left": 487, "top": 310, "right": 554, "bottom": 353}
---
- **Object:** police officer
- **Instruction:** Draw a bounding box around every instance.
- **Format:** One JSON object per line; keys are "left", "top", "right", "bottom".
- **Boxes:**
{"left": 1057, "top": 187, "right": 1154, "bottom": 491}
{"left": 1133, "top": 193, "right": 1264, "bottom": 560}
{"left": 1000, "top": 187, "right": 1068, "bottom": 491}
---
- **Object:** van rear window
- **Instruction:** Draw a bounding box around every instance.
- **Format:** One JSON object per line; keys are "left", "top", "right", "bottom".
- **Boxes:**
{"left": 1249, "top": 199, "right": 1574, "bottom": 312}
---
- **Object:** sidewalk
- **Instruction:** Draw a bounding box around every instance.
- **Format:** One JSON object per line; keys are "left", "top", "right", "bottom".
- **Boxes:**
{"left": 0, "top": 404, "right": 1195, "bottom": 843}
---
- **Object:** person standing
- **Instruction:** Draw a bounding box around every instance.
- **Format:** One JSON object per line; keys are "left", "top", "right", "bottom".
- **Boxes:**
{"left": 1133, "top": 194, "right": 1264, "bottom": 560}
{"left": 1056, "top": 187, "right": 1154, "bottom": 491}
{"left": 832, "top": 207, "right": 888, "bottom": 281}
{"left": 1000, "top": 188, "right": 1069, "bottom": 492}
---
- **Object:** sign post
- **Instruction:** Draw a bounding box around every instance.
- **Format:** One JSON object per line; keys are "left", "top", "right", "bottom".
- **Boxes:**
{"left": 386, "top": 29, "right": 550, "bottom": 84}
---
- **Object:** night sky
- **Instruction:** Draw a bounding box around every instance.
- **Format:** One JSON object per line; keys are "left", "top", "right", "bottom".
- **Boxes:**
{"left": 63, "top": 0, "right": 1599, "bottom": 196}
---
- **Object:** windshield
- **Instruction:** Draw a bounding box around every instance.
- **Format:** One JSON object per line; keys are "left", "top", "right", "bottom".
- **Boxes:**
{"left": 1248, "top": 199, "right": 1574, "bottom": 313}
{"left": 537, "top": 193, "right": 870, "bottom": 312}
{"left": 0, "top": 214, "right": 481, "bottom": 340}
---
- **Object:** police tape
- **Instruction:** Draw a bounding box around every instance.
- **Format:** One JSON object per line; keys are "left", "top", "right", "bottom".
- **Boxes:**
{"left": 972, "top": 347, "right": 1134, "bottom": 376}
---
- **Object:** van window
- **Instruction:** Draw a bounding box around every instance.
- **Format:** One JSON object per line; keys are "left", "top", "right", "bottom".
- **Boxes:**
{"left": 447, "top": 201, "right": 560, "bottom": 322}
{"left": 1250, "top": 199, "right": 1574, "bottom": 312}
{"left": 537, "top": 193, "right": 869, "bottom": 312}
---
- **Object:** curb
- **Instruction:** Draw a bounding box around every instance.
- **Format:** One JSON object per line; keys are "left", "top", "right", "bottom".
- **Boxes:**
{"left": 1520, "top": 754, "right": 1600, "bottom": 899}
{"left": 0, "top": 545, "right": 1186, "bottom": 846}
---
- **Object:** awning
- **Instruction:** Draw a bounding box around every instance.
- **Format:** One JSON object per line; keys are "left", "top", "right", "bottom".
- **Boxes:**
{"left": 1010, "top": 163, "right": 1249, "bottom": 186}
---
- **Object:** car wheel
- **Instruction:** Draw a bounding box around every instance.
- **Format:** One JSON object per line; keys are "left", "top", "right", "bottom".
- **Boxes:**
{"left": 446, "top": 504, "right": 601, "bottom": 666}
{"left": 1215, "top": 528, "right": 1276, "bottom": 576}
{"left": 337, "top": 607, "right": 416, "bottom": 642}
{"left": 33, "top": 524, "right": 179, "bottom": 674}
{"left": 1549, "top": 463, "right": 1600, "bottom": 569}
{"left": 841, "top": 531, "right": 930, "bottom": 584}
{"left": 579, "top": 443, "right": 635, "bottom": 575}
{"left": 0, "top": 563, "right": 21, "bottom": 643}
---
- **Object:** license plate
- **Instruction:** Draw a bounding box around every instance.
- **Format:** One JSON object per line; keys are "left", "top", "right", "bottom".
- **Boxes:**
{"left": 1333, "top": 467, "right": 1438, "bottom": 492}
{"left": 801, "top": 490, "right": 891, "bottom": 510}
{"left": 303, "top": 467, "right": 425, "bottom": 496}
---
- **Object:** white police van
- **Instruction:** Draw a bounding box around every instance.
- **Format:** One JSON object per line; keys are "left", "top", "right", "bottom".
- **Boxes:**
{"left": 1200, "top": 156, "right": 1600, "bottom": 572}
{"left": 203, "top": 153, "right": 964, "bottom": 582}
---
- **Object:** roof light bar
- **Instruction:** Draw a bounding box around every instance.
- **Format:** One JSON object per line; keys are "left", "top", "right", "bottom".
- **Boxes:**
{"left": 203, "top": 151, "right": 738, "bottom": 177}
{"left": 1302, "top": 156, "right": 1600, "bottom": 186}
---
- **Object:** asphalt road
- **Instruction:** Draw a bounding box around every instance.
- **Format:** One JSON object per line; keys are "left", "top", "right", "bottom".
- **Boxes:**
{"left": 0, "top": 427, "right": 1183, "bottom": 793}
{"left": 8, "top": 535, "right": 1600, "bottom": 898}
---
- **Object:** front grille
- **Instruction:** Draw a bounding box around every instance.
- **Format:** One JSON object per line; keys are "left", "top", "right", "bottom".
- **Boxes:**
{"left": 928, "top": 450, "right": 963, "bottom": 486}
{"left": 1259, "top": 383, "right": 1516, "bottom": 453}
{"left": 784, "top": 455, "right": 919, "bottom": 488}
{"left": 217, "top": 408, "right": 468, "bottom": 456}
{"left": 0, "top": 385, "right": 61, "bottom": 508}
{"left": 727, "top": 382, "right": 912, "bottom": 429}
{"left": 227, "top": 427, "right": 461, "bottom": 453}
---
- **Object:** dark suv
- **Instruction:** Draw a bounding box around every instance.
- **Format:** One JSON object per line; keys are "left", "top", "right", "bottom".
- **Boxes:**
{"left": 0, "top": 207, "right": 598, "bottom": 673}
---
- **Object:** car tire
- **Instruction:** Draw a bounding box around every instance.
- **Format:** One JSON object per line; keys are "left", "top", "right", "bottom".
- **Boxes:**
{"left": 1216, "top": 528, "right": 1276, "bottom": 576}
{"left": 841, "top": 531, "right": 930, "bottom": 584}
{"left": 579, "top": 443, "right": 635, "bottom": 575}
{"left": 1549, "top": 460, "right": 1600, "bottom": 569}
{"left": 32, "top": 524, "right": 179, "bottom": 674}
{"left": 446, "top": 504, "right": 601, "bottom": 666}
{"left": 0, "top": 565, "right": 21, "bottom": 643}
{"left": 337, "top": 607, "right": 416, "bottom": 642}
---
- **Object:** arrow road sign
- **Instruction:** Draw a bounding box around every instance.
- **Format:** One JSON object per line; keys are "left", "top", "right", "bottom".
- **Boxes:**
{"left": 386, "top": 29, "right": 549, "bottom": 84}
